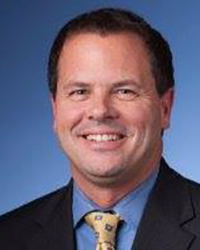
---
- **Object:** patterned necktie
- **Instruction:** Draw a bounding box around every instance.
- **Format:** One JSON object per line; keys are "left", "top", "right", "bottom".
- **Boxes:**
{"left": 85, "top": 211, "right": 122, "bottom": 250}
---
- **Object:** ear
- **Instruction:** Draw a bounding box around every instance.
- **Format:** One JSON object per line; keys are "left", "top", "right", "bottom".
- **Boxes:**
{"left": 51, "top": 96, "right": 57, "bottom": 132}
{"left": 160, "top": 88, "right": 174, "bottom": 130}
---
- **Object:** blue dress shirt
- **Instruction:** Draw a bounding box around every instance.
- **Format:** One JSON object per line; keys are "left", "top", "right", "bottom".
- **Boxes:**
{"left": 73, "top": 170, "right": 158, "bottom": 250}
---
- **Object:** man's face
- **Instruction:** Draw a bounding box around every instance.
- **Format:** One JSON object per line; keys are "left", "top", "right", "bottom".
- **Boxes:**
{"left": 52, "top": 32, "right": 173, "bottom": 188}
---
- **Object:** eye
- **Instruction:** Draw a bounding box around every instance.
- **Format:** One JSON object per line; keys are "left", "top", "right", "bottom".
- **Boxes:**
{"left": 114, "top": 88, "right": 137, "bottom": 101}
{"left": 68, "top": 89, "right": 89, "bottom": 101}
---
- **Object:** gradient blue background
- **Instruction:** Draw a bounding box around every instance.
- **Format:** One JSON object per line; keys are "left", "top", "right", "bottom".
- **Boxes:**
{"left": 0, "top": 0, "right": 199, "bottom": 215}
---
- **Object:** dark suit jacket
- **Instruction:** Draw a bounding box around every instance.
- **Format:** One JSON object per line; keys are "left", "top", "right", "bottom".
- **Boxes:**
{"left": 1, "top": 158, "right": 200, "bottom": 250}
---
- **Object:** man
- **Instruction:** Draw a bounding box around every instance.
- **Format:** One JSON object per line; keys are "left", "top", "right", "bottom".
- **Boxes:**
{"left": 0, "top": 7, "right": 200, "bottom": 250}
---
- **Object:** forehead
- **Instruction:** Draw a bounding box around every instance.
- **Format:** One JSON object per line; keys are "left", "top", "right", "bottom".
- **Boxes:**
{"left": 59, "top": 31, "right": 150, "bottom": 62}
{"left": 57, "top": 32, "right": 154, "bottom": 88}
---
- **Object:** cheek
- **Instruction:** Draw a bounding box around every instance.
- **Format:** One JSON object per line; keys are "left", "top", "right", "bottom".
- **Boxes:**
{"left": 54, "top": 104, "right": 84, "bottom": 134}
{"left": 122, "top": 105, "right": 149, "bottom": 128}
{"left": 122, "top": 103, "right": 161, "bottom": 135}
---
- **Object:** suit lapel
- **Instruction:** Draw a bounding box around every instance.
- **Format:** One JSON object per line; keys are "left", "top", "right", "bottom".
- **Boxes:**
{"left": 27, "top": 180, "right": 76, "bottom": 250}
{"left": 132, "top": 159, "right": 196, "bottom": 250}
{"left": 24, "top": 160, "right": 199, "bottom": 250}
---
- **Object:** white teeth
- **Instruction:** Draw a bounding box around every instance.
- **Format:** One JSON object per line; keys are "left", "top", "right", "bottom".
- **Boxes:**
{"left": 85, "top": 134, "right": 121, "bottom": 142}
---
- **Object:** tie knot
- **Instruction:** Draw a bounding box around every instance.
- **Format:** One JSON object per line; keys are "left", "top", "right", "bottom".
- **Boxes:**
{"left": 85, "top": 211, "right": 121, "bottom": 249}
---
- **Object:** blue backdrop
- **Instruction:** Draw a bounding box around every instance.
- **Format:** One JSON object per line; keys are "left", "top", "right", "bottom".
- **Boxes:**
{"left": 0, "top": 0, "right": 200, "bottom": 215}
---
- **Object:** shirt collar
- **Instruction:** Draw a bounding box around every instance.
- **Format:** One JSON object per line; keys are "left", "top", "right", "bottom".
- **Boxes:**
{"left": 73, "top": 168, "right": 159, "bottom": 228}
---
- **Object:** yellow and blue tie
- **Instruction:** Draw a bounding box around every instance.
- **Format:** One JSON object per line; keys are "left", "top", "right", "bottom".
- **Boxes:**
{"left": 85, "top": 211, "right": 122, "bottom": 250}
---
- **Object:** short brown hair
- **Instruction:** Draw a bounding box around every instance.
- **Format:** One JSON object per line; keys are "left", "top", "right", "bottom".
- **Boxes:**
{"left": 48, "top": 8, "right": 174, "bottom": 99}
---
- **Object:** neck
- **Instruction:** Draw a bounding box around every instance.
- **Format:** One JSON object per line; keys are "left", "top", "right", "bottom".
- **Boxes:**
{"left": 73, "top": 163, "right": 160, "bottom": 208}
{"left": 72, "top": 148, "right": 162, "bottom": 208}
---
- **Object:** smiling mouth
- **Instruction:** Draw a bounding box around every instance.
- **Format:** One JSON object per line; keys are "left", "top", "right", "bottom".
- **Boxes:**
{"left": 82, "top": 134, "right": 125, "bottom": 142}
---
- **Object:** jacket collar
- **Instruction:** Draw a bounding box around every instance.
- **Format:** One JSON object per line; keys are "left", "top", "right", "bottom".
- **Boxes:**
{"left": 132, "top": 158, "right": 196, "bottom": 250}
{"left": 27, "top": 180, "right": 76, "bottom": 250}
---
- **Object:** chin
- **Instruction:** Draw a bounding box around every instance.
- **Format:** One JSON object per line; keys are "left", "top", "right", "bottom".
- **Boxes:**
{"left": 83, "top": 162, "right": 125, "bottom": 180}
{"left": 85, "top": 171, "right": 123, "bottom": 187}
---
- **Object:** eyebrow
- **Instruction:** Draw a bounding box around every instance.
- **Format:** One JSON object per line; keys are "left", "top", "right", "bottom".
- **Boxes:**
{"left": 62, "top": 79, "right": 140, "bottom": 90}
{"left": 111, "top": 79, "right": 140, "bottom": 88}
{"left": 62, "top": 82, "right": 90, "bottom": 91}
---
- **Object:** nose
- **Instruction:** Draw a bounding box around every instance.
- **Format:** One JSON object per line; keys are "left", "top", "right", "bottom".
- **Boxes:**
{"left": 87, "top": 94, "right": 119, "bottom": 122}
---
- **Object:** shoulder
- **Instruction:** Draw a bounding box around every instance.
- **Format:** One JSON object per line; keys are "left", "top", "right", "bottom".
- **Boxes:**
{"left": 0, "top": 182, "right": 72, "bottom": 235}
{"left": 0, "top": 185, "right": 66, "bottom": 220}
{"left": 157, "top": 159, "right": 200, "bottom": 213}
{"left": 159, "top": 158, "right": 200, "bottom": 189}
{"left": 0, "top": 181, "right": 74, "bottom": 249}
{"left": 185, "top": 176, "right": 200, "bottom": 211}
{"left": 167, "top": 163, "right": 200, "bottom": 197}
